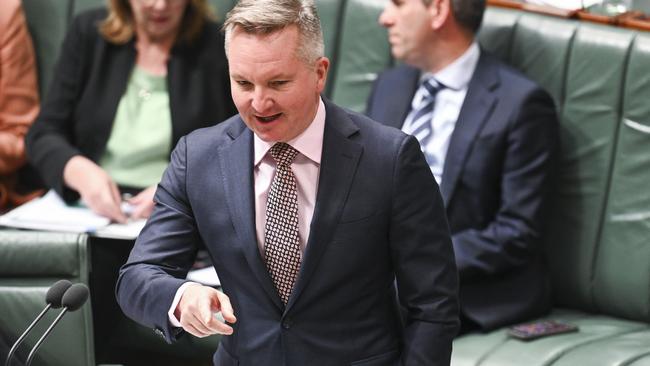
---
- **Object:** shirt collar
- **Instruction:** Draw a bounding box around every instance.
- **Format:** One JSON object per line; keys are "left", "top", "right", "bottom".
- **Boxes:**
{"left": 254, "top": 97, "right": 326, "bottom": 166}
{"left": 421, "top": 41, "right": 480, "bottom": 91}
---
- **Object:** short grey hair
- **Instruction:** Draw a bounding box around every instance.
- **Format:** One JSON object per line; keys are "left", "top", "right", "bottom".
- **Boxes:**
{"left": 223, "top": 0, "right": 325, "bottom": 64}
{"left": 422, "top": 0, "right": 486, "bottom": 34}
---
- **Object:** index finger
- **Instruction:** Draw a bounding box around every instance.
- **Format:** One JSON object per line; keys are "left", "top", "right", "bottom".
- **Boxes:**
{"left": 200, "top": 295, "right": 233, "bottom": 335}
{"left": 215, "top": 291, "right": 237, "bottom": 324}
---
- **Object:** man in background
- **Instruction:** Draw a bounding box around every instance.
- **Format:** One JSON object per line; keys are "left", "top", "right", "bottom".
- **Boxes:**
{"left": 367, "top": 0, "right": 559, "bottom": 332}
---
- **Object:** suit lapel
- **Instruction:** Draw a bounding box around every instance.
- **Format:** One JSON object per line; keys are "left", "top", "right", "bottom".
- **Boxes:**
{"left": 440, "top": 52, "right": 500, "bottom": 204}
{"left": 219, "top": 121, "right": 284, "bottom": 310}
{"left": 285, "top": 100, "right": 362, "bottom": 313}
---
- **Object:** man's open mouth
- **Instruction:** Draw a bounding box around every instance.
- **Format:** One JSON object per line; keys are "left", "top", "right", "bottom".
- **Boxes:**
{"left": 255, "top": 113, "right": 282, "bottom": 123}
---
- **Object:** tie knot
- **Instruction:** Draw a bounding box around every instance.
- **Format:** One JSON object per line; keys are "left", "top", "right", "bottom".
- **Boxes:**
{"left": 421, "top": 78, "right": 444, "bottom": 100}
{"left": 270, "top": 142, "right": 299, "bottom": 167}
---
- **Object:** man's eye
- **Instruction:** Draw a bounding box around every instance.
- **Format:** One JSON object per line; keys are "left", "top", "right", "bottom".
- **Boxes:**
{"left": 270, "top": 80, "right": 289, "bottom": 88}
{"left": 236, "top": 80, "right": 252, "bottom": 87}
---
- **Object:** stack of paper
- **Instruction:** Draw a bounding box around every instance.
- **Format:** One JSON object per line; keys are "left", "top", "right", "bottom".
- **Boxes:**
{"left": 0, "top": 190, "right": 146, "bottom": 240}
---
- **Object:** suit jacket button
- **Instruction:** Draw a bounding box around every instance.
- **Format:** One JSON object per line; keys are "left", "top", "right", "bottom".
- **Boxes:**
{"left": 154, "top": 328, "right": 164, "bottom": 338}
{"left": 282, "top": 319, "right": 293, "bottom": 329}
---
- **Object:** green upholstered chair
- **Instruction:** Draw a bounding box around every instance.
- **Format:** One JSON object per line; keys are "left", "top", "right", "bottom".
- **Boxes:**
{"left": 21, "top": 0, "right": 72, "bottom": 96}
{"left": 0, "top": 231, "right": 94, "bottom": 366}
{"left": 451, "top": 7, "right": 650, "bottom": 366}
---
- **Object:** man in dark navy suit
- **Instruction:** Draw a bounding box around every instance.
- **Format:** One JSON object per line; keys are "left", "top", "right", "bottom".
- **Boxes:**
{"left": 117, "top": 0, "right": 459, "bottom": 364}
{"left": 367, "top": 0, "right": 559, "bottom": 332}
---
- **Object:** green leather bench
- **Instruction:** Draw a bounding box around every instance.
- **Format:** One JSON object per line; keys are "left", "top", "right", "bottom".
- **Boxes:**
{"left": 4, "top": 0, "right": 649, "bottom": 364}
{"left": 454, "top": 7, "right": 650, "bottom": 365}
{"left": 0, "top": 231, "right": 94, "bottom": 366}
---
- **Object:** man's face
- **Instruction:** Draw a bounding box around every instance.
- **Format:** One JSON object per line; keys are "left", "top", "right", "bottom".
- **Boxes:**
{"left": 228, "top": 25, "right": 329, "bottom": 142}
{"left": 128, "top": 0, "right": 188, "bottom": 42}
{"left": 379, "top": 0, "right": 434, "bottom": 66}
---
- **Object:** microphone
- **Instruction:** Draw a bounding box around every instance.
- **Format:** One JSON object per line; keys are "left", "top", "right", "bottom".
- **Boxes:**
{"left": 4, "top": 280, "right": 72, "bottom": 366}
{"left": 24, "top": 283, "right": 89, "bottom": 366}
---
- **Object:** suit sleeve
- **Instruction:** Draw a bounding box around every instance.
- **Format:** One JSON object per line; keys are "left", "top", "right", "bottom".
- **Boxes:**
{"left": 116, "top": 136, "right": 200, "bottom": 343}
{"left": 452, "top": 88, "right": 558, "bottom": 280}
{"left": 390, "top": 135, "right": 459, "bottom": 365}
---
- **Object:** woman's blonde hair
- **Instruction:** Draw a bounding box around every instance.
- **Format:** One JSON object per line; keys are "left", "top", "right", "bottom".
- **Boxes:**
{"left": 99, "top": 0, "right": 216, "bottom": 45}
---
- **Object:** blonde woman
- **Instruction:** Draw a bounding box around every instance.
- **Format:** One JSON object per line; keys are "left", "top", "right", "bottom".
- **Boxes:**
{"left": 26, "top": 0, "right": 236, "bottom": 222}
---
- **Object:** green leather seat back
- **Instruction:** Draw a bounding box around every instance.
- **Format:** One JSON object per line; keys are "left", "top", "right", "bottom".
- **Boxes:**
{"left": 315, "top": 0, "right": 345, "bottom": 66}
{"left": 509, "top": 14, "right": 577, "bottom": 111}
{"left": 0, "top": 231, "right": 94, "bottom": 366}
{"left": 208, "top": 0, "right": 237, "bottom": 21}
{"left": 478, "top": 7, "right": 520, "bottom": 62}
{"left": 329, "top": 0, "right": 392, "bottom": 112}
{"left": 480, "top": 8, "right": 649, "bottom": 320}
{"left": 21, "top": 0, "right": 73, "bottom": 97}
{"left": 545, "top": 24, "right": 633, "bottom": 312}
{"left": 593, "top": 33, "right": 650, "bottom": 322}
{"left": 71, "top": 0, "right": 104, "bottom": 15}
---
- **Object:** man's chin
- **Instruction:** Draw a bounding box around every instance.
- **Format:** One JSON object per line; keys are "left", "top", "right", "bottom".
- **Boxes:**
{"left": 252, "top": 128, "right": 282, "bottom": 143}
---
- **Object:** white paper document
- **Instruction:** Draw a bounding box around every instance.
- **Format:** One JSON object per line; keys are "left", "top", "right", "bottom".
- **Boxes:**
{"left": 0, "top": 190, "right": 145, "bottom": 240}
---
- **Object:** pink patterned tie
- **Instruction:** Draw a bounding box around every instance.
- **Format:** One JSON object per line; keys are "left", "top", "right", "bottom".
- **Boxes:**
{"left": 264, "top": 142, "right": 301, "bottom": 304}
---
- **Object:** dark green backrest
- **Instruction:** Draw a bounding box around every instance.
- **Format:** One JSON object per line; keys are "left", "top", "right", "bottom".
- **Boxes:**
{"left": 327, "top": 0, "right": 391, "bottom": 111}
{"left": 593, "top": 32, "right": 650, "bottom": 321}
{"left": 21, "top": 0, "right": 72, "bottom": 97}
{"left": 478, "top": 7, "right": 520, "bottom": 62}
{"left": 0, "top": 231, "right": 94, "bottom": 366}
{"left": 481, "top": 7, "right": 650, "bottom": 323}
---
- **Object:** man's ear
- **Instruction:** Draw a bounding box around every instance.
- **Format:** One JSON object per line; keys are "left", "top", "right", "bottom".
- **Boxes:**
{"left": 315, "top": 57, "right": 330, "bottom": 93}
{"left": 428, "top": 0, "right": 451, "bottom": 30}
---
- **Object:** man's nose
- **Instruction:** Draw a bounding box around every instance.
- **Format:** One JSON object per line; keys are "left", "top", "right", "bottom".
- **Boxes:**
{"left": 378, "top": 7, "right": 394, "bottom": 27}
{"left": 251, "top": 88, "right": 272, "bottom": 113}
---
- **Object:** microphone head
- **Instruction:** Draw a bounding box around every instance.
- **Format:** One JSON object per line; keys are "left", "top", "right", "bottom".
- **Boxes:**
{"left": 61, "top": 283, "right": 90, "bottom": 311}
{"left": 46, "top": 280, "right": 73, "bottom": 308}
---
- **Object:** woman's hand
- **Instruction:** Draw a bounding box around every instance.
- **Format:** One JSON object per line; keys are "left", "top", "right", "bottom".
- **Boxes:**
{"left": 127, "top": 184, "right": 157, "bottom": 220}
{"left": 63, "top": 155, "right": 127, "bottom": 223}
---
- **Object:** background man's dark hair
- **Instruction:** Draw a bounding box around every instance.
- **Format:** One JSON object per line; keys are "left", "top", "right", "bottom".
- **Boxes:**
{"left": 423, "top": 0, "right": 486, "bottom": 34}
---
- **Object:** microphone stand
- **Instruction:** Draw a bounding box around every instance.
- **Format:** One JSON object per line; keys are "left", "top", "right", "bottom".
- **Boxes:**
{"left": 4, "top": 304, "right": 51, "bottom": 366}
{"left": 24, "top": 308, "right": 68, "bottom": 366}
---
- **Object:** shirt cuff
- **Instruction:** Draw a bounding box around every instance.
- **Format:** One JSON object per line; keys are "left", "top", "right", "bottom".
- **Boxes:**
{"left": 167, "top": 282, "right": 200, "bottom": 327}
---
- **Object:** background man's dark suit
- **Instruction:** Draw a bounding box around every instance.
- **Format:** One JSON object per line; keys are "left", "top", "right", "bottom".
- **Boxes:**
{"left": 367, "top": 51, "right": 559, "bottom": 330}
{"left": 116, "top": 100, "right": 459, "bottom": 365}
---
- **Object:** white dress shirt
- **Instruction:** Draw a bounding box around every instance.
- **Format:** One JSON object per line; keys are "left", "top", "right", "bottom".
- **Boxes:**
{"left": 403, "top": 42, "right": 480, "bottom": 184}
{"left": 168, "top": 98, "right": 326, "bottom": 326}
